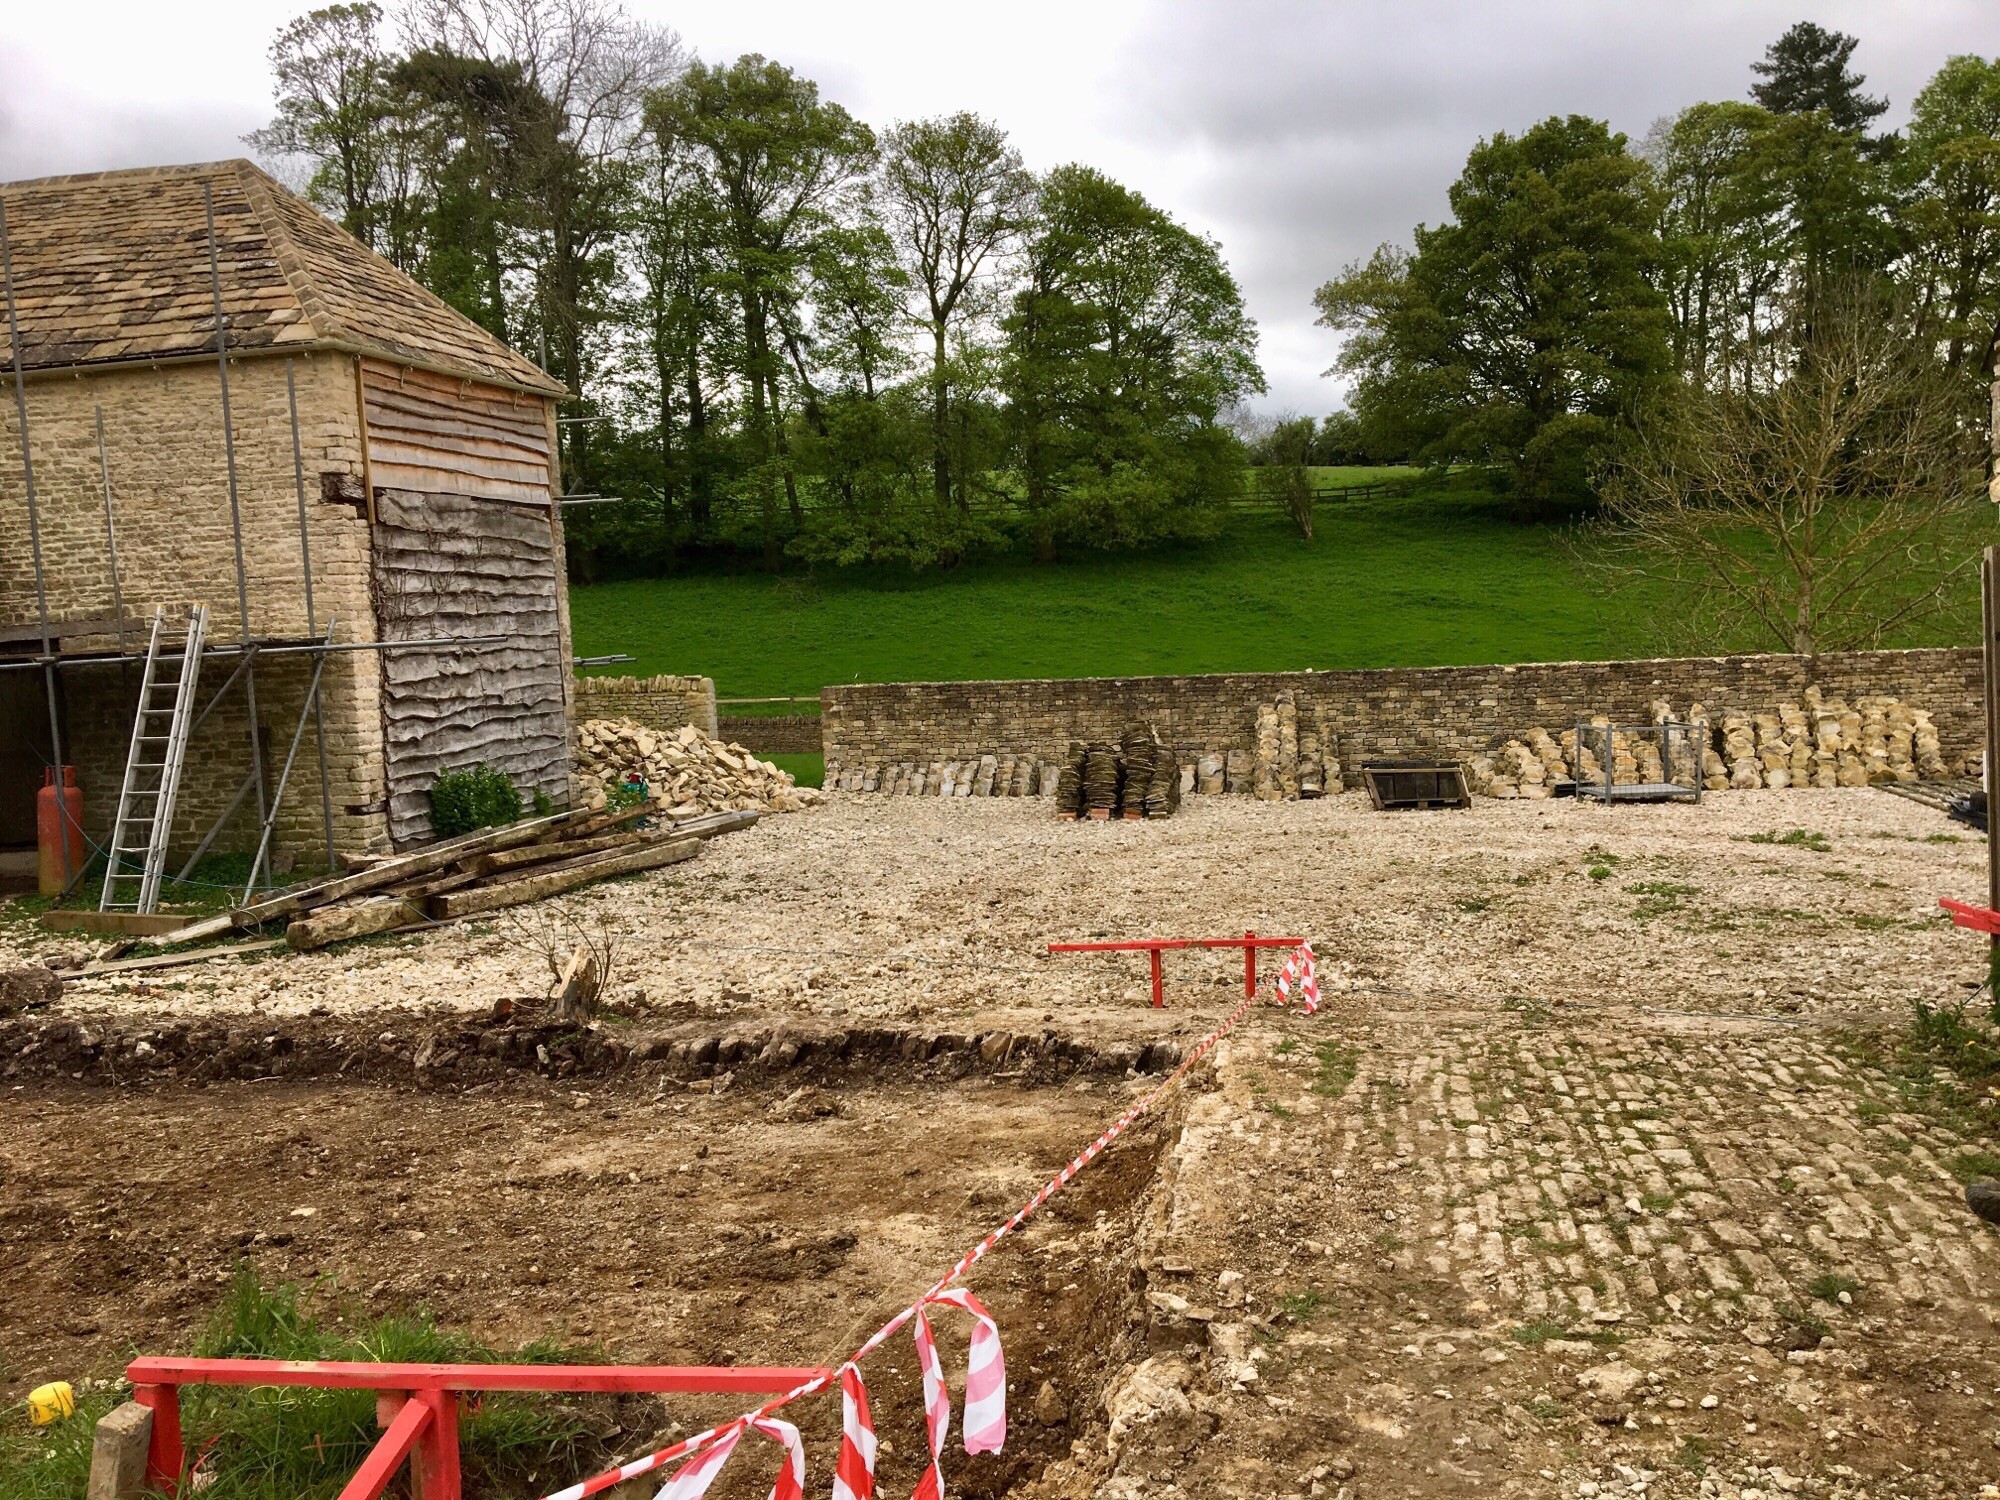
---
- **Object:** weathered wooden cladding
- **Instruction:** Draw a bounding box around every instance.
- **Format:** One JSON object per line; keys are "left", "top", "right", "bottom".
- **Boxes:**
{"left": 372, "top": 488, "right": 570, "bottom": 843}
{"left": 359, "top": 360, "right": 552, "bottom": 506}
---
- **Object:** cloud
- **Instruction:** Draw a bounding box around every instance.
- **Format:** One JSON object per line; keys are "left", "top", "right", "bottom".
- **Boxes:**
{"left": 0, "top": 41, "right": 265, "bottom": 184}
{"left": 1103, "top": 0, "right": 2000, "bottom": 410}
{"left": 2, "top": 1, "right": 1995, "bottom": 413}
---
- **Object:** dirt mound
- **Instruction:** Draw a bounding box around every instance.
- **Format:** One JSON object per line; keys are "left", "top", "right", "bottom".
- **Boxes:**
{"left": 575, "top": 718, "right": 819, "bottom": 816}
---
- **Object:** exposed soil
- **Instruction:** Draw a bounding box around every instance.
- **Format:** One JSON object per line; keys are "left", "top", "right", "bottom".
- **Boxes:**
{"left": 6, "top": 787, "right": 1999, "bottom": 1500}
{"left": 0, "top": 1068, "right": 1176, "bottom": 1498}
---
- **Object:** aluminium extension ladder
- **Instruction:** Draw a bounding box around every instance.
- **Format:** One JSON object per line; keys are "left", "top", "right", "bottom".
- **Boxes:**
{"left": 101, "top": 605, "right": 209, "bottom": 913}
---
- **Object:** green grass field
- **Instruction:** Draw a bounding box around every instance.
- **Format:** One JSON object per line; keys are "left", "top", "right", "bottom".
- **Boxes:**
{"left": 568, "top": 477, "right": 1977, "bottom": 699}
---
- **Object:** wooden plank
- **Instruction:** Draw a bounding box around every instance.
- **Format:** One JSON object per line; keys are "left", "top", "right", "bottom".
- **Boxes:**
{"left": 40, "top": 910, "right": 190, "bottom": 936}
{"left": 462, "top": 829, "right": 647, "bottom": 878}
{"left": 380, "top": 869, "right": 480, "bottom": 900}
{"left": 286, "top": 896, "right": 426, "bottom": 952}
{"left": 229, "top": 812, "right": 580, "bottom": 928}
{"left": 427, "top": 838, "right": 699, "bottom": 920}
{"left": 64, "top": 939, "right": 286, "bottom": 980}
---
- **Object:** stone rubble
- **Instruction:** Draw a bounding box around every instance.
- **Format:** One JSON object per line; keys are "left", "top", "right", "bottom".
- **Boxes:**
{"left": 831, "top": 691, "right": 1337, "bottom": 806}
{"left": 572, "top": 717, "right": 819, "bottom": 817}
{"left": 1467, "top": 692, "right": 1957, "bottom": 800}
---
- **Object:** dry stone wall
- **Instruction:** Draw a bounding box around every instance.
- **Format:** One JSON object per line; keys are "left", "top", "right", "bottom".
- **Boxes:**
{"left": 574, "top": 674, "right": 718, "bottom": 738}
{"left": 715, "top": 714, "right": 821, "bottom": 755}
{"left": 822, "top": 649, "right": 1983, "bottom": 794}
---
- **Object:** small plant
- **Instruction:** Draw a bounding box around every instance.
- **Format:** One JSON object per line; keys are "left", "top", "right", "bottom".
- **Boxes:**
{"left": 1587, "top": 865, "right": 1613, "bottom": 881}
{"left": 1510, "top": 1320, "right": 1567, "bottom": 1346}
{"left": 1946, "top": 1149, "right": 2000, "bottom": 1185}
{"left": 1523, "top": 1396, "right": 1566, "bottom": 1420}
{"left": 1739, "top": 829, "right": 1832, "bottom": 853}
{"left": 606, "top": 780, "right": 650, "bottom": 812}
{"left": 532, "top": 788, "right": 556, "bottom": 817}
{"left": 429, "top": 763, "right": 523, "bottom": 838}
{"left": 1279, "top": 1288, "right": 1329, "bottom": 1321}
{"left": 1807, "top": 1273, "right": 1859, "bottom": 1303}
{"left": 1675, "top": 1435, "right": 1710, "bottom": 1473}
{"left": 1312, "top": 1041, "right": 1358, "bottom": 1097}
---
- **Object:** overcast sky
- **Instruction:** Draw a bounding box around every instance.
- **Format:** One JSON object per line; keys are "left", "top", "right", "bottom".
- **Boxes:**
{"left": 3, "top": 1, "right": 1996, "bottom": 412}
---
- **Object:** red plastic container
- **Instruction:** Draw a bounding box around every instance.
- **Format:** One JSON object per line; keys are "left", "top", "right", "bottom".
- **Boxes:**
{"left": 37, "top": 766, "right": 85, "bottom": 895}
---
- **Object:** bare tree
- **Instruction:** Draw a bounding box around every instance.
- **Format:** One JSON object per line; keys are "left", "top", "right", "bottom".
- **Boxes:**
{"left": 879, "top": 113, "right": 1032, "bottom": 513}
{"left": 1585, "top": 283, "right": 1985, "bottom": 661}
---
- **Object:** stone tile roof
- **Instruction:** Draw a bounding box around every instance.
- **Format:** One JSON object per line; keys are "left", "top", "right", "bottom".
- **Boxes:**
{"left": 0, "top": 159, "right": 564, "bottom": 396}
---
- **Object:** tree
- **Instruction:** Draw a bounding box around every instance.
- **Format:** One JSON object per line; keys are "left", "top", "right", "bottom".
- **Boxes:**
{"left": 1750, "top": 21, "right": 1891, "bottom": 155}
{"left": 879, "top": 114, "right": 1032, "bottom": 514}
{"left": 1586, "top": 282, "right": 1984, "bottom": 660}
{"left": 1003, "top": 165, "right": 1263, "bottom": 560}
{"left": 403, "top": 0, "right": 684, "bottom": 489}
{"left": 1250, "top": 413, "right": 1319, "bottom": 541}
{"left": 1316, "top": 115, "right": 1670, "bottom": 515}
{"left": 246, "top": 4, "right": 427, "bottom": 260}
{"left": 1900, "top": 55, "right": 2000, "bottom": 370}
{"left": 647, "top": 56, "right": 875, "bottom": 568}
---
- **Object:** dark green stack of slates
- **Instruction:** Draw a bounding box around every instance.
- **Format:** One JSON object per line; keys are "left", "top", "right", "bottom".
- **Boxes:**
{"left": 1054, "top": 740, "right": 1087, "bottom": 815}
{"left": 1083, "top": 742, "right": 1121, "bottom": 815}
{"left": 1144, "top": 734, "right": 1180, "bottom": 817}
{"left": 1117, "top": 726, "right": 1156, "bottom": 818}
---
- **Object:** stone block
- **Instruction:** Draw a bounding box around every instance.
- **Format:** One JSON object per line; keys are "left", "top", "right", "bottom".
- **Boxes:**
{"left": 87, "top": 1401, "right": 153, "bottom": 1500}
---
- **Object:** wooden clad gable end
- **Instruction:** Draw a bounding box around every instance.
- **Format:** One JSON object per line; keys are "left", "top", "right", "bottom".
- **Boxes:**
{"left": 359, "top": 359, "right": 553, "bottom": 508}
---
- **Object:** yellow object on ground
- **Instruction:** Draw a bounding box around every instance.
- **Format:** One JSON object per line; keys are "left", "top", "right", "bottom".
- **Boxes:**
{"left": 26, "top": 1381, "right": 75, "bottom": 1424}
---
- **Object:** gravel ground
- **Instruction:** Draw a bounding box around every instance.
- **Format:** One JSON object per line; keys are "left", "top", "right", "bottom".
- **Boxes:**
{"left": 8, "top": 785, "right": 1984, "bottom": 1031}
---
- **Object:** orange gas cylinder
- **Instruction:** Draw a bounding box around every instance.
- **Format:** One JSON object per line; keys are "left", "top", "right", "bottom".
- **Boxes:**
{"left": 36, "top": 766, "right": 85, "bottom": 895}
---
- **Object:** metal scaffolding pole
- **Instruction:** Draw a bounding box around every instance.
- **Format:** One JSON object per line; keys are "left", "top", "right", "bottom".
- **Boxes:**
{"left": 204, "top": 182, "right": 270, "bottom": 886}
{"left": 0, "top": 192, "right": 73, "bottom": 886}
{"left": 288, "top": 360, "right": 336, "bottom": 873}
{"left": 95, "top": 405, "right": 127, "bottom": 658}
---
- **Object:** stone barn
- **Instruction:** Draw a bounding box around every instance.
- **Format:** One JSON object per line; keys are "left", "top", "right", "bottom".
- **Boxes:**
{"left": 0, "top": 159, "right": 575, "bottom": 874}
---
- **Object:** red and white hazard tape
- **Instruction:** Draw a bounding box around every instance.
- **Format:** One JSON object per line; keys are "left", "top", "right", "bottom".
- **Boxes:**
{"left": 544, "top": 941, "right": 1320, "bottom": 1500}
{"left": 1274, "top": 943, "right": 1319, "bottom": 1013}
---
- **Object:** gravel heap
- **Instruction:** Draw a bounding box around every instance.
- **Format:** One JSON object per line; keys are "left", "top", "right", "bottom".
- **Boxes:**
{"left": 574, "top": 718, "right": 819, "bottom": 816}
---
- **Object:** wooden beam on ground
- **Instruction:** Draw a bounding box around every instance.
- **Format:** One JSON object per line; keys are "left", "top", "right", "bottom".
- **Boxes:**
{"left": 286, "top": 896, "right": 426, "bottom": 951}
{"left": 40, "top": 911, "right": 190, "bottom": 937}
{"left": 461, "top": 828, "right": 648, "bottom": 878}
{"left": 63, "top": 939, "right": 285, "bottom": 980}
{"left": 230, "top": 811, "right": 582, "bottom": 928}
{"left": 427, "top": 837, "right": 699, "bottom": 920}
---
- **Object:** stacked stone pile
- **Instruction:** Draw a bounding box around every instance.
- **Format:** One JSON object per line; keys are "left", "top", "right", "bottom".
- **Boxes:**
{"left": 1466, "top": 690, "right": 1955, "bottom": 799}
{"left": 574, "top": 718, "right": 817, "bottom": 815}
{"left": 828, "top": 751, "right": 1059, "bottom": 799}
{"left": 1249, "top": 690, "right": 1337, "bottom": 801}
{"left": 1047, "top": 725, "right": 1183, "bottom": 819}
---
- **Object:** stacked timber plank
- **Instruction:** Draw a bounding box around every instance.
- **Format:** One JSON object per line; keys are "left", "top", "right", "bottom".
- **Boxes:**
{"left": 157, "top": 807, "right": 757, "bottom": 953}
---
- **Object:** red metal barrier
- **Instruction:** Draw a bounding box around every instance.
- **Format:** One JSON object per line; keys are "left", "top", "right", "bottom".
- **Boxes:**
{"left": 1046, "top": 931, "right": 1306, "bottom": 1007}
{"left": 125, "top": 1357, "right": 829, "bottom": 1500}
{"left": 1942, "top": 897, "right": 2000, "bottom": 934}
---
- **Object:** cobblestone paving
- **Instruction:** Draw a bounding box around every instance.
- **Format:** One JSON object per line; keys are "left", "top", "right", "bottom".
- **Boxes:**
{"left": 1071, "top": 998, "right": 2000, "bottom": 1500}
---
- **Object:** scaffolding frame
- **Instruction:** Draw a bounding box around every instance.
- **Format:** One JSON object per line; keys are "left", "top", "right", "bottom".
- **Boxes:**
{"left": 0, "top": 192, "right": 520, "bottom": 900}
{"left": 1568, "top": 719, "right": 1707, "bottom": 804}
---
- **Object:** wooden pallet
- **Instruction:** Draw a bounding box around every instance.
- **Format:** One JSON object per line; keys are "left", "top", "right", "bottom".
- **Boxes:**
{"left": 1361, "top": 762, "right": 1471, "bottom": 812}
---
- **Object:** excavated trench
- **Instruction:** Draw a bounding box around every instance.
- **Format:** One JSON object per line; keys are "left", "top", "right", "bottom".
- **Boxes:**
{"left": 1, "top": 1037, "right": 1198, "bottom": 1497}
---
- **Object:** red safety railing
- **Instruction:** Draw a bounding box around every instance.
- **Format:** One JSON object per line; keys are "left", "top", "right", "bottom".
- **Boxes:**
{"left": 1942, "top": 897, "right": 2000, "bottom": 934}
{"left": 1046, "top": 930, "right": 1306, "bottom": 1007}
{"left": 126, "top": 1357, "right": 829, "bottom": 1500}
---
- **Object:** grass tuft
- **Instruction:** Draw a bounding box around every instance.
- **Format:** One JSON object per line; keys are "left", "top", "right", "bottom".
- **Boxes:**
{"left": 2, "top": 1269, "right": 598, "bottom": 1500}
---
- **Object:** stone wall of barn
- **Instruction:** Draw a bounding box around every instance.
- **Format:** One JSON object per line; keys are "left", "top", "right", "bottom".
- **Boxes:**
{"left": 0, "top": 352, "right": 390, "bottom": 865}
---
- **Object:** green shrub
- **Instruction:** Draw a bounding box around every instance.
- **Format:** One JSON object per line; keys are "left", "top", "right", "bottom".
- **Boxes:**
{"left": 429, "top": 764, "right": 523, "bottom": 838}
